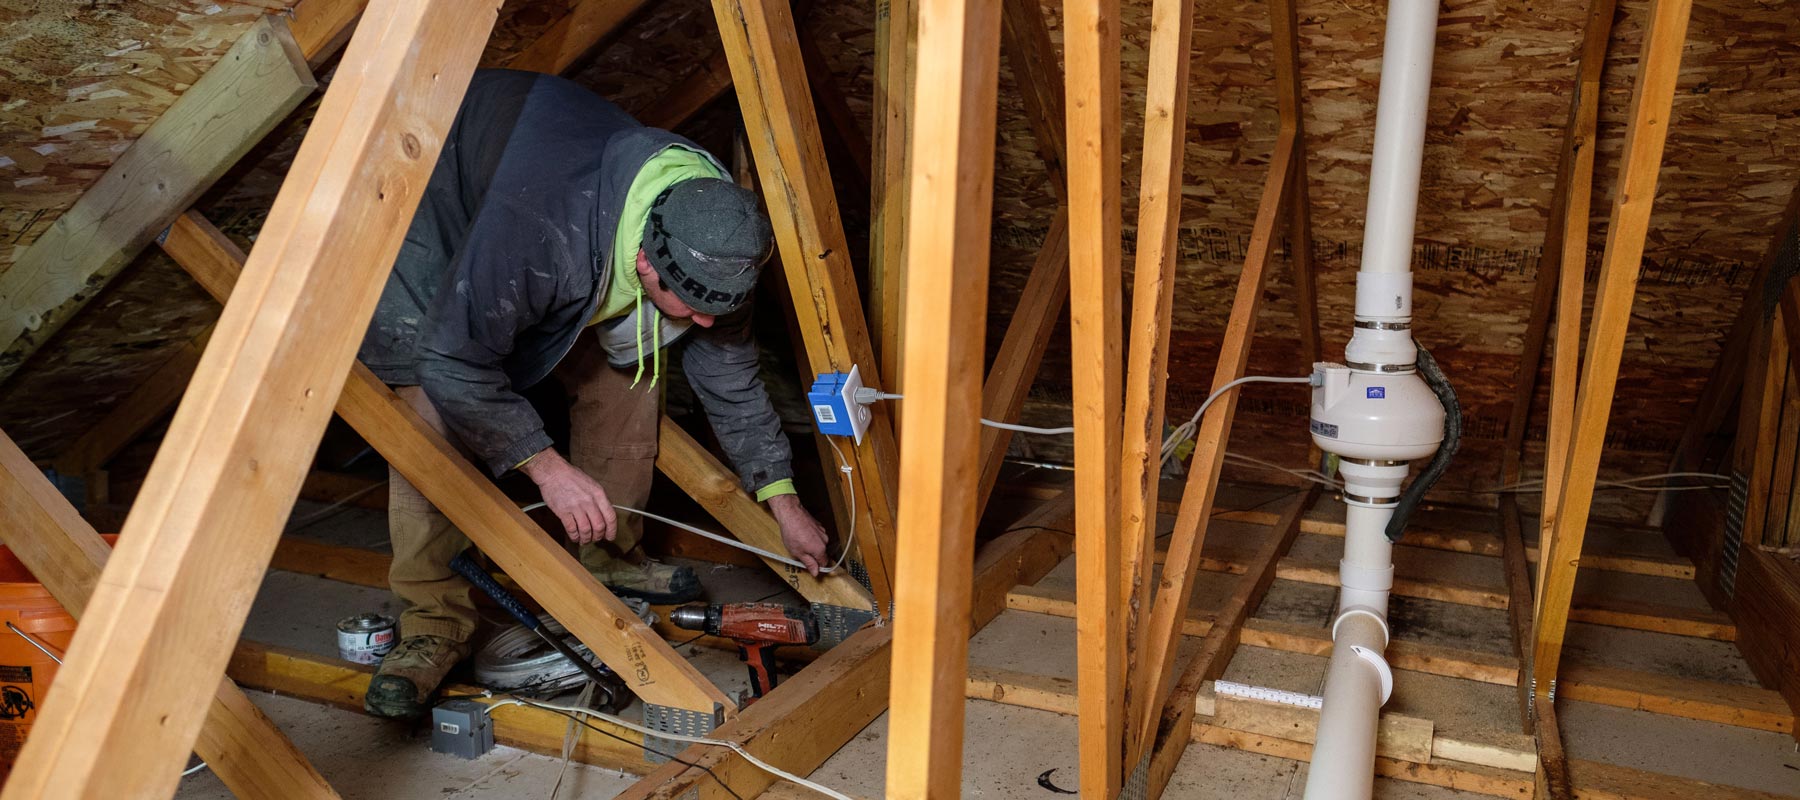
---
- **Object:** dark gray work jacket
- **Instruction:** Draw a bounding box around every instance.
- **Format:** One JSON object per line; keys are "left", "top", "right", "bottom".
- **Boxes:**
{"left": 359, "top": 70, "right": 792, "bottom": 492}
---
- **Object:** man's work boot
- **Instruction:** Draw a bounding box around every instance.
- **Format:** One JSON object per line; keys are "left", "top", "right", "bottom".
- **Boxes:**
{"left": 365, "top": 634, "right": 468, "bottom": 719}
{"left": 589, "top": 557, "right": 702, "bottom": 604}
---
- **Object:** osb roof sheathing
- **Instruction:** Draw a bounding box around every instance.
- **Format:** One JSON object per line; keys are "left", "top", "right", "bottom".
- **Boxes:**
{"left": 1, "top": 0, "right": 1797, "bottom": 523}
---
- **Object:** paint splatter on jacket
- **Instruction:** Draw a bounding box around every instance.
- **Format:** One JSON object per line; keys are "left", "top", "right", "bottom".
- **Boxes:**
{"left": 358, "top": 69, "right": 792, "bottom": 493}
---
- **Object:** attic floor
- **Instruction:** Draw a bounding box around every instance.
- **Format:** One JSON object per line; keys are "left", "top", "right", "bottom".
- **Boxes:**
{"left": 175, "top": 492, "right": 1799, "bottom": 799}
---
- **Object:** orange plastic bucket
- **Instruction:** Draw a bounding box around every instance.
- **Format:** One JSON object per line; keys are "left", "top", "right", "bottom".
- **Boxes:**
{"left": 0, "top": 537, "right": 109, "bottom": 776}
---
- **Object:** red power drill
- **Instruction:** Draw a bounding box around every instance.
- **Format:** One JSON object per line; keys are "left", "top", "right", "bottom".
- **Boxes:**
{"left": 668, "top": 602, "right": 819, "bottom": 701}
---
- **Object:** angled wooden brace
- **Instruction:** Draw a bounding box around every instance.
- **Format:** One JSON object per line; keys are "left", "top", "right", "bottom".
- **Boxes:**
{"left": 1500, "top": 0, "right": 1617, "bottom": 490}
{"left": 161, "top": 211, "right": 732, "bottom": 728}
{"left": 712, "top": 0, "right": 904, "bottom": 605}
{"left": 1531, "top": 0, "right": 1620, "bottom": 610}
{"left": 1119, "top": 0, "right": 1200, "bottom": 771}
{"left": 974, "top": 0, "right": 1074, "bottom": 513}
{"left": 0, "top": 15, "right": 316, "bottom": 384}
{"left": 1531, "top": 0, "right": 1694, "bottom": 705}
{"left": 655, "top": 419, "right": 876, "bottom": 613}
{"left": 0, "top": 3, "right": 501, "bottom": 796}
{"left": 1129, "top": 77, "right": 1302, "bottom": 767}
{"left": 0, "top": 428, "right": 338, "bottom": 800}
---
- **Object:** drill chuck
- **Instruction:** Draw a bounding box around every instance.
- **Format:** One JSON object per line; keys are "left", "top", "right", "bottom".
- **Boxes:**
{"left": 668, "top": 604, "right": 716, "bottom": 635}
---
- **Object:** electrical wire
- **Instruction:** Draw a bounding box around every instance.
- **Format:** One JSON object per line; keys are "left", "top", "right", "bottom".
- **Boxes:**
{"left": 865, "top": 392, "right": 1075, "bottom": 434}
{"left": 5, "top": 623, "right": 210, "bottom": 778}
{"left": 1159, "top": 376, "right": 1317, "bottom": 467}
{"left": 488, "top": 695, "right": 854, "bottom": 800}
{"left": 519, "top": 501, "right": 853, "bottom": 576}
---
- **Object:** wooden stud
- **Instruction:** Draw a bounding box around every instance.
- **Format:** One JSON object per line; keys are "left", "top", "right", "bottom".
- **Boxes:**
{"left": 1133, "top": 129, "right": 1298, "bottom": 754}
{"left": 1531, "top": 0, "right": 1694, "bottom": 703}
{"left": 883, "top": 0, "right": 1004, "bottom": 793}
{"left": 1144, "top": 488, "right": 1316, "bottom": 798}
{"left": 1120, "top": 0, "right": 1199, "bottom": 766}
{"left": 162, "top": 212, "right": 732, "bottom": 725}
{"left": 287, "top": 0, "right": 370, "bottom": 69}
{"left": 1501, "top": 0, "right": 1617, "bottom": 488}
{"left": 0, "top": 429, "right": 338, "bottom": 800}
{"left": 1063, "top": 0, "right": 1127, "bottom": 791}
{"left": 1272, "top": 0, "right": 1321, "bottom": 367}
{"left": 799, "top": 32, "right": 874, "bottom": 195}
{"left": 871, "top": 0, "right": 917, "bottom": 400}
{"left": 0, "top": 15, "right": 315, "bottom": 383}
{"left": 655, "top": 418, "right": 875, "bottom": 610}
{"left": 1534, "top": 2, "right": 1619, "bottom": 610}
{"left": 505, "top": 0, "right": 650, "bottom": 75}
{"left": 0, "top": 5, "right": 498, "bottom": 793}
{"left": 712, "top": 0, "right": 902, "bottom": 604}
{"left": 975, "top": 0, "right": 1073, "bottom": 511}
{"left": 975, "top": 207, "right": 1071, "bottom": 511}
{"left": 637, "top": 49, "right": 735, "bottom": 130}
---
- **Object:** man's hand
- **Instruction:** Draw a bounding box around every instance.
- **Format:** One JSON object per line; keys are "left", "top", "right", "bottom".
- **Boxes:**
{"left": 767, "top": 494, "right": 830, "bottom": 575}
{"left": 520, "top": 448, "right": 618, "bottom": 544}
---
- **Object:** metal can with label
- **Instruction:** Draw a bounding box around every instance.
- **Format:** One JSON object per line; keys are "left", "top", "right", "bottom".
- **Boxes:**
{"left": 336, "top": 613, "right": 397, "bottom": 665}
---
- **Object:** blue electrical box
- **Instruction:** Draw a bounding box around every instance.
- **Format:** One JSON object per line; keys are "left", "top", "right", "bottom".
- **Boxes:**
{"left": 808, "top": 365, "right": 871, "bottom": 443}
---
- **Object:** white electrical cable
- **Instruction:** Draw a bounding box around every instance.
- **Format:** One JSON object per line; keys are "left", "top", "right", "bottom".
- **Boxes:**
{"left": 488, "top": 696, "right": 857, "bottom": 800}
{"left": 865, "top": 392, "right": 1076, "bottom": 434}
{"left": 520, "top": 471, "right": 858, "bottom": 576}
{"left": 6, "top": 622, "right": 211, "bottom": 778}
{"left": 1160, "top": 376, "right": 1318, "bottom": 466}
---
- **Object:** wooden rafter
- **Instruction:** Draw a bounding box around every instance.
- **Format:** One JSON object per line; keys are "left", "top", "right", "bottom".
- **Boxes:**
{"left": 162, "top": 210, "right": 731, "bottom": 721}
{"left": 0, "top": 4, "right": 499, "bottom": 795}
{"left": 1502, "top": 0, "right": 1617, "bottom": 492}
{"left": 882, "top": 0, "right": 1004, "bottom": 793}
{"left": 712, "top": 0, "right": 903, "bottom": 605}
{"left": 504, "top": 0, "right": 650, "bottom": 74}
{"left": 0, "top": 14, "right": 316, "bottom": 384}
{"left": 0, "top": 429, "right": 339, "bottom": 799}
{"left": 1063, "top": 0, "right": 1127, "bottom": 791}
{"left": 1144, "top": 488, "right": 1318, "bottom": 798}
{"left": 1131, "top": 109, "right": 1299, "bottom": 758}
{"left": 1531, "top": 0, "right": 1694, "bottom": 705}
{"left": 1120, "top": 0, "right": 1199, "bottom": 768}
{"left": 870, "top": 0, "right": 917, "bottom": 404}
{"left": 1533, "top": 0, "right": 1620, "bottom": 610}
{"left": 975, "top": 0, "right": 1072, "bottom": 511}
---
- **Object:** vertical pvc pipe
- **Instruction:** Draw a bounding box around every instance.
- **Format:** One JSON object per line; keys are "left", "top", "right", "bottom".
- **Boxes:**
{"left": 1346, "top": 0, "right": 1441, "bottom": 373}
{"left": 1306, "top": 4, "right": 1440, "bottom": 798}
{"left": 1358, "top": 0, "right": 1440, "bottom": 279}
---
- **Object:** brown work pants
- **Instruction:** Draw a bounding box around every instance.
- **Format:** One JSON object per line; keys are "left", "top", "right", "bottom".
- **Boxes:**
{"left": 385, "top": 338, "right": 660, "bottom": 644}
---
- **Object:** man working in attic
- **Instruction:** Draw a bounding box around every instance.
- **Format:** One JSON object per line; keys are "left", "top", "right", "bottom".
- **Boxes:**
{"left": 355, "top": 68, "right": 832, "bottom": 718}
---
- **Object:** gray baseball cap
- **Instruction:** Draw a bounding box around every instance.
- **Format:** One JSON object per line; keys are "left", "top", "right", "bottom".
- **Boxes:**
{"left": 642, "top": 178, "right": 774, "bottom": 315}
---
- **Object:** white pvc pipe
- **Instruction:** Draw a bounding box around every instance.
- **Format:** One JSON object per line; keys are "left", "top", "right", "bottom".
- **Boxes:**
{"left": 1345, "top": 0, "right": 1442, "bottom": 373}
{"left": 1357, "top": 0, "right": 1441, "bottom": 281}
{"left": 1305, "top": 612, "right": 1391, "bottom": 800}
{"left": 1305, "top": 5, "right": 1440, "bottom": 798}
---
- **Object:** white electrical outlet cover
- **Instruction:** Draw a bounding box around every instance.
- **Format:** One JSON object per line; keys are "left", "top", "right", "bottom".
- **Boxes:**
{"left": 842, "top": 364, "right": 870, "bottom": 445}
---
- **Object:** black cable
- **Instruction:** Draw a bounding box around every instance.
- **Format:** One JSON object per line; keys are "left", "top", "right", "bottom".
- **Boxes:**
{"left": 1385, "top": 344, "right": 1460, "bottom": 543}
